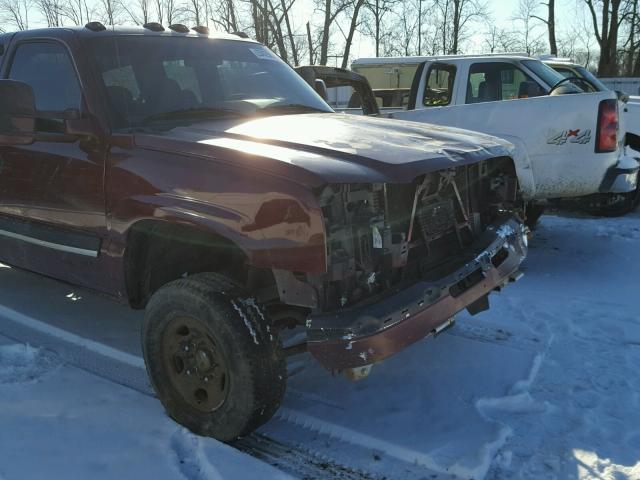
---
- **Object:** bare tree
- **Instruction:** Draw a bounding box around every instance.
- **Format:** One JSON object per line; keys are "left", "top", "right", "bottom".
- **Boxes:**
{"left": 166, "top": 0, "right": 179, "bottom": 23}
{"left": 264, "top": 0, "right": 288, "bottom": 61}
{"left": 181, "top": 0, "right": 204, "bottom": 25}
{"left": 210, "top": 0, "right": 239, "bottom": 31}
{"left": 257, "top": 0, "right": 300, "bottom": 63}
{"left": 362, "top": 0, "right": 398, "bottom": 57}
{"left": 451, "top": 0, "right": 486, "bottom": 53}
{"left": 279, "top": 0, "right": 299, "bottom": 64}
{"left": 184, "top": 0, "right": 210, "bottom": 26}
{"left": 531, "top": 0, "right": 557, "bottom": 54}
{"left": 417, "top": 0, "right": 425, "bottom": 54}
{"left": 319, "top": 0, "right": 333, "bottom": 63}
{"left": 241, "top": 0, "right": 294, "bottom": 62}
{"left": 60, "top": 0, "right": 92, "bottom": 25}
{"left": 316, "top": 0, "right": 352, "bottom": 64}
{"left": 512, "top": 0, "right": 546, "bottom": 54}
{"left": 583, "top": 0, "right": 630, "bottom": 76}
{"left": 121, "top": 0, "right": 151, "bottom": 24}
{"left": 100, "top": 0, "right": 121, "bottom": 25}
{"left": 418, "top": 3, "right": 445, "bottom": 55}
{"left": 0, "top": 0, "right": 31, "bottom": 30}
{"left": 140, "top": 0, "right": 151, "bottom": 22}
{"left": 390, "top": 0, "right": 421, "bottom": 56}
{"left": 247, "top": 0, "right": 270, "bottom": 46}
{"left": 341, "top": 0, "right": 365, "bottom": 66}
{"left": 150, "top": 0, "right": 179, "bottom": 24}
{"left": 483, "top": 22, "right": 519, "bottom": 53}
{"left": 568, "top": 9, "right": 598, "bottom": 68}
{"left": 619, "top": 0, "right": 639, "bottom": 74}
{"left": 434, "top": 0, "right": 487, "bottom": 54}
{"left": 154, "top": 0, "right": 163, "bottom": 23}
{"left": 36, "top": 0, "right": 63, "bottom": 26}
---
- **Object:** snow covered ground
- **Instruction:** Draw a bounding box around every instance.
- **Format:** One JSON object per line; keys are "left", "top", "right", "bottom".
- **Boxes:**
{"left": 0, "top": 212, "right": 639, "bottom": 480}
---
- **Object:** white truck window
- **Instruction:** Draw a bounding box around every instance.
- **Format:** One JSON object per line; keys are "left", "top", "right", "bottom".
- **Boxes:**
{"left": 553, "top": 66, "right": 575, "bottom": 78}
{"left": 466, "top": 62, "right": 545, "bottom": 104}
{"left": 423, "top": 64, "right": 456, "bottom": 107}
{"left": 548, "top": 65, "right": 599, "bottom": 93}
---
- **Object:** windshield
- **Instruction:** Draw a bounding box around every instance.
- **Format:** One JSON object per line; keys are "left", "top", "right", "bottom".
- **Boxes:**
{"left": 87, "top": 36, "right": 332, "bottom": 130}
{"left": 521, "top": 59, "right": 567, "bottom": 89}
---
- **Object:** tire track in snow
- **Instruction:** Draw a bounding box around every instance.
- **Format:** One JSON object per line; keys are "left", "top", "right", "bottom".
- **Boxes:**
{"left": 0, "top": 304, "right": 386, "bottom": 480}
{"left": 445, "top": 321, "right": 543, "bottom": 351}
{"left": 170, "top": 429, "right": 224, "bottom": 480}
{"left": 0, "top": 303, "right": 153, "bottom": 396}
{"left": 235, "top": 433, "right": 382, "bottom": 480}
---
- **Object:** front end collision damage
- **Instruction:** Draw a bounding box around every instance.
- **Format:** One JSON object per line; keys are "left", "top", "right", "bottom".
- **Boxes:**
{"left": 306, "top": 218, "right": 527, "bottom": 370}
{"left": 269, "top": 156, "right": 528, "bottom": 372}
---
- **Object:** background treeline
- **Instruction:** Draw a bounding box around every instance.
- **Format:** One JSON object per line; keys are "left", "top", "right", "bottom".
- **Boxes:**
{"left": 1, "top": 0, "right": 639, "bottom": 76}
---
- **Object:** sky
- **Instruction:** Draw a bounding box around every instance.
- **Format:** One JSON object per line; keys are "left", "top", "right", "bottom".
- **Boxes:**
{"left": 316, "top": 0, "right": 594, "bottom": 64}
{"left": 1, "top": 0, "right": 596, "bottom": 63}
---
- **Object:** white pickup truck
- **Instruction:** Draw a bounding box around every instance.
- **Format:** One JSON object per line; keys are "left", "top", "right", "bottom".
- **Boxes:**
{"left": 350, "top": 55, "right": 639, "bottom": 216}
{"left": 542, "top": 57, "right": 640, "bottom": 148}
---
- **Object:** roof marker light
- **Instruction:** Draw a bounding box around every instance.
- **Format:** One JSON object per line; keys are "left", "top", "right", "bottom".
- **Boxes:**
{"left": 192, "top": 25, "right": 209, "bottom": 34}
{"left": 169, "top": 24, "right": 190, "bottom": 33}
{"left": 85, "top": 22, "right": 106, "bottom": 32}
{"left": 143, "top": 22, "right": 165, "bottom": 32}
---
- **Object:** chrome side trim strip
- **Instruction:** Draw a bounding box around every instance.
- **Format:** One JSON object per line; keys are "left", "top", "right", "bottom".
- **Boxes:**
{"left": 0, "top": 228, "right": 99, "bottom": 257}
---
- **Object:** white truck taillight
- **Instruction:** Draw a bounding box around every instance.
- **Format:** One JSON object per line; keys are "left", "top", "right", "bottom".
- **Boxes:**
{"left": 596, "top": 99, "right": 618, "bottom": 153}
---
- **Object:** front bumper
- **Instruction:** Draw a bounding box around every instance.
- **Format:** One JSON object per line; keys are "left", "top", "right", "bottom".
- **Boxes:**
{"left": 599, "top": 149, "right": 640, "bottom": 193}
{"left": 307, "top": 217, "right": 528, "bottom": 370}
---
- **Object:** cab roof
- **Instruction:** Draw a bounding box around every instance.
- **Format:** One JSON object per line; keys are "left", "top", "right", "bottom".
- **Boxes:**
{"left": 8, "top": 25, "right": 256, "bottom": 43}
{"left": 352, "top": 53, "right": 532, "bottom": 67}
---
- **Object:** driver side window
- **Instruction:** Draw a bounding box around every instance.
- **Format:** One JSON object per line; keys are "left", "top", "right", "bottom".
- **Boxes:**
{"left": 8, "top": 41, "right": 81, "bottom": 112}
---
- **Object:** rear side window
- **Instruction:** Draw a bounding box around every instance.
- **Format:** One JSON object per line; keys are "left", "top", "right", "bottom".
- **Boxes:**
{"left": 550, "top": 65, "right": 601, "bottom": 93}
{"left": 7, "top": 41, "right": 81, "bottom": 111}
{"left": 423, "top": 64, "right": 456, "bottom": 107}
{"left": 553, "top": 66, "right": 575, "bottom": 79}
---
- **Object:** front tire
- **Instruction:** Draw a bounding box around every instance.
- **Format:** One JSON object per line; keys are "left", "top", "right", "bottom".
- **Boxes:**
{"left": 142, "top": 273, "right": 286, "bottom": 442}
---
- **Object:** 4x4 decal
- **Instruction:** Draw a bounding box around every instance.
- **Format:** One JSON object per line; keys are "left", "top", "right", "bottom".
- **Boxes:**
{"left": 547, "top": 129, "right": 592, "bottom": 145}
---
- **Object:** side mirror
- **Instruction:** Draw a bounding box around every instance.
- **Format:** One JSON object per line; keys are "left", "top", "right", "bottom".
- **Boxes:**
{"left": 615, "top": 90, "right": 630, "bottom": 104}
{"left": 0, "top": 80, "right": 36, "bottom": 145}
{"left": 0, "top": 80, "right": 95, "bottom": 145}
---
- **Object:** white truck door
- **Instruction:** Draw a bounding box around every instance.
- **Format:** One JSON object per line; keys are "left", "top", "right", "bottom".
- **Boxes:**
{"left": 395, "top": 60, "right": 621, "bottom": 201}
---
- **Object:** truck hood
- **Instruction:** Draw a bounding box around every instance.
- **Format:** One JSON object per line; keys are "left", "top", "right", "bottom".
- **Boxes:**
{"left": 135, "top": 113, "right": 514, "bottom": 186}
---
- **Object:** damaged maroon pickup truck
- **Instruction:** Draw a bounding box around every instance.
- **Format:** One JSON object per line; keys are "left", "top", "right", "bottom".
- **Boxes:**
{"left": 0, "top": 25, "right": 528, "bottom": 441}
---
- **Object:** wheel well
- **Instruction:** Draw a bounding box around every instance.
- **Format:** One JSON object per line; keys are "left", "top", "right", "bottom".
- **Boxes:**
{"left": 124, "top": 221, "right": 247, "bottom": 308}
